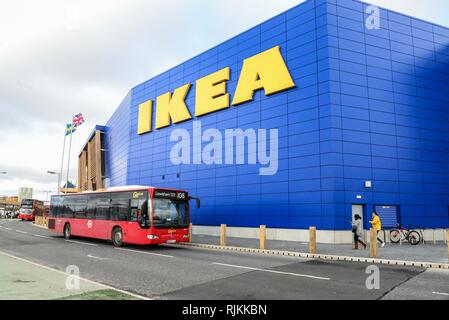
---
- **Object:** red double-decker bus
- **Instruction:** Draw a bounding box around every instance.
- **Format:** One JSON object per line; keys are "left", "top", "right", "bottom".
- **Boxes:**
{"left": 19, "top": 199, "right": 44, "bottom": 221}
{"left": 48, "top": 186, "right": 200, "bottom": 247}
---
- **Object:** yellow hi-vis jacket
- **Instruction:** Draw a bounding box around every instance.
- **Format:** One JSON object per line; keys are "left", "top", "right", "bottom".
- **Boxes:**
{"left": 370, "top": 215, "right": 382, "bottom": 231}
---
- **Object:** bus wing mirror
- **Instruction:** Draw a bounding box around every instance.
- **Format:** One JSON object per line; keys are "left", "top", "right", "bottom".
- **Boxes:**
{"left": 189, "top": 196, "right": 200, "bottom": 209}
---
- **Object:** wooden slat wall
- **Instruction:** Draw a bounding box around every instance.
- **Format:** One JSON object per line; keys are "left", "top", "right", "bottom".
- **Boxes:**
{"left": 94, "top": 131, "right": 104, "bottom": 190}
{"left": 79, "top": 130, "right": 104, "bottom": 191}
{"left": 87, "top": 140, "right": 94, "bottom": 190}
{"left": 78, "top": 150, "right": 87, "bottom": 191}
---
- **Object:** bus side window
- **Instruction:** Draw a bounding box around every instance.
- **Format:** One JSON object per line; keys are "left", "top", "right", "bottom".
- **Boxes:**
{"left": 111, "top": 192, "right": 131, "bottom": 222}
{"left": 63, "top": 196, "right": 75, "bottom": 218}
{"left": 96, "top": 194, "right": 111, "bottom": 221}
{"left": 87, "top": 195, "right": 96, "bottom": 220}
{"left": 130, "top": 200, "right": 138, "bottom": 222}
{"left": 75, "top": 196, "right": 87, "bottom": 219}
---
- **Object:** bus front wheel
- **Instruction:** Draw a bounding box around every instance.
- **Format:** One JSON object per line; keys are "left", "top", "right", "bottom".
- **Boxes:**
{"left": 112, "top": 227, "right": 123, "bottom": 247}
{"left": 63, "top": 223, "right": 71, "bottom": 239}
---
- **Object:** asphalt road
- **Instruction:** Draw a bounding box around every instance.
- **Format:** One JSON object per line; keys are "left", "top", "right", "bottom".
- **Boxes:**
{"left": 0, "top": 219, "right": 448, "bottom": 300}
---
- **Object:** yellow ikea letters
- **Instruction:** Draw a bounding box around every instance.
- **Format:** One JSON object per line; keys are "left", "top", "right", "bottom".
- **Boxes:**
{"left": 232, "top": 46, "right": 296, "bottom": 106}
{"left": 137, "top": 45, "right": 295, "bottom": 135}
{"left": 195, "top": 67, "right": 230, "bottom": 117}
{"left": 137, "top": 100, "right": 152, "bottom": 135}
{"left": 155, "top": 83, "right": 192, "bottom": 129}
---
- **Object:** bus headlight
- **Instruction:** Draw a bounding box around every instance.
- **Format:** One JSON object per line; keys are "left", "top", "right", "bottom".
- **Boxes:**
{"left": 183, "top": 234, "right": 190, "bottom": 239}
{"left": 147, "top": 235, "right": 159, "bottom": 240}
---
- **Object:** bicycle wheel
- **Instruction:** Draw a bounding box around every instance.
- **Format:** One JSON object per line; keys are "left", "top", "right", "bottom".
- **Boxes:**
{"left": 408, "top": 230, "right": 421, "bottom": 245}
{"left": 390, "top": 229, "right": 401, "bottom": 243}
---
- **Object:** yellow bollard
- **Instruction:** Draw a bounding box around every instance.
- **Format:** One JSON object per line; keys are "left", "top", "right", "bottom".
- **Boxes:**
{"left": 446, "top": 230, "right": 449, "bottom": 262}
{"left": 220, "top": 224, "right": 226, "bottom": 246}
{"left": 260, "top": 225, "right": 267, "bottom": 250}
{"left": 370, "top": 228, "right": 378, "bottom": 258}
{"left": 189, "top": 223, "right": 193, "bottom": 242}
{"left": 309, "top": 227, "right": 316, "bottom": 254}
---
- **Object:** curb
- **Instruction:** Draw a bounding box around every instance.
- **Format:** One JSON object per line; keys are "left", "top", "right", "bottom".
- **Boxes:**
{"left": 176, "top": 242, "right": 449, "bottom": 270}
{"left": 32, "top": 223, "right": 48, "bottom": 230}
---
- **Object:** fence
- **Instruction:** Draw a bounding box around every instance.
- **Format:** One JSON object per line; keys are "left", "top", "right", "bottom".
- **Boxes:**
{"left": 34, "top": 216, "right": 49, "bottom": 228}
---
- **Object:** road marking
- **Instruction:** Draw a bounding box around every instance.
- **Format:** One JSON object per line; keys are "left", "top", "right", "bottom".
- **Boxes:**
{"left": 433, "top": 291, "right": 449, "bottom": 296}
{"left": 114, "top": 247, "right": 174, "bottom": 258}
{"left": 65, "top": 240, "right": 98, "bottom": 247}
{"left": 87, "top": 254, "right": 109, "bottom": 261}
{"left": 15, "top": 230, "right": 28, "bottom": 235}
{"left": 32, "top": 234, "right": 53, "bottom": 239}
{"left": 4, "top": 227, "right": 12, "bottom": 230}
{"left": 212, "top": 262, "right": 330, "bottom": 281}
{"left": 0, "top": 250, "right": 150, "bottom": 300}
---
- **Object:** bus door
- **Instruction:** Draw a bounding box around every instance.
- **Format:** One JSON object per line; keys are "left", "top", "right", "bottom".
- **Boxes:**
{"left": 110, "top": 192, "right": 131, "bottom": 238}
{"left": 87, "top": 194, "right": 110, "bottom": 240}
{"left": 130, "top": 197, "right": 149, "bottom": 229}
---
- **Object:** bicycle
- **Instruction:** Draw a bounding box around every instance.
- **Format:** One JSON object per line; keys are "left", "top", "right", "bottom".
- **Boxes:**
{"left": 390, "top": 224, "right": 421, "bottom": 245}
{"left": 415, "top": 225, "right": 425, "bottom": 244}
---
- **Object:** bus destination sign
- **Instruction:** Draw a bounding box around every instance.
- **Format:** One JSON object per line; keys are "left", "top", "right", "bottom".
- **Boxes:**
{"left": 154, "top": 190, "right": 187, "bottom": 201}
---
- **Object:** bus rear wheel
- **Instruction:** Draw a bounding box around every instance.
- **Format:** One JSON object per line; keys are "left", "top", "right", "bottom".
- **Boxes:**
{"left": 112, "top": 228, "right": 123, "bottom": 247}
{"left": 63, "top": 223, "right": 71, "bottom": 239}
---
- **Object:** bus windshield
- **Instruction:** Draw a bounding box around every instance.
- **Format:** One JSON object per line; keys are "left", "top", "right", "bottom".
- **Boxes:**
{"left": 152, "top": 198, "right": 188, "bottom": 228}
{"left": 21, "top": 199, "right": 34, "bottom": 209}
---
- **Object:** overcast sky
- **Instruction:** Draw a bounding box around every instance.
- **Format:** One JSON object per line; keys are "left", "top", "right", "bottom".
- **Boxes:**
{"left": 0, "top": 0, "right": 448, "bottom": 201}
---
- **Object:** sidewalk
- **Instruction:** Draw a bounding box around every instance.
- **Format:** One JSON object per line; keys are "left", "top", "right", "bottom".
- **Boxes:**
{"left": 0, "top": 252, "right": 139, "bottom": 300}
{"left": 190, "top": 234, "right": 449, "bottom": 265}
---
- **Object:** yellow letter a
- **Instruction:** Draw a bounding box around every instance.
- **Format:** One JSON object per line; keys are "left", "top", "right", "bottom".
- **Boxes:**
{"left": 232, "top": 46, "right": 296, "bottom": 106}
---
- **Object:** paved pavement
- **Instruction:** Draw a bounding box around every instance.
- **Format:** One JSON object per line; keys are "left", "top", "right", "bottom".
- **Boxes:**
{"left": 0, "top": 252, "right": 99, "bottom": 299}
{"left": 192, "top": 234, "right": 449, "bottom": 264}
{"left": 0, "top": 219, "right": 448, "bottom": 300}
{"left": 0, "top": 251, "right": 137, "bottom": 300}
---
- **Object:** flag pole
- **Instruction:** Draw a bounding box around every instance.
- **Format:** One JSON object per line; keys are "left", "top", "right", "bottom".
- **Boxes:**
{"left": 65, "top": 127, "right": 73, "bottom": 194}
{"left": 58, "top": 127, "right": 67, "bottom": 195}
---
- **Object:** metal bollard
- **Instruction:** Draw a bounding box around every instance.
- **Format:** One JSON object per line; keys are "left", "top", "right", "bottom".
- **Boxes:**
{"left": 370, "top": 228, "right": 378, "bottom": 258}
{"left": 220, "top": 224, "right": 226, "bottom": 247}
{"left": 260, "top": 225, "right": 267, "bottom": 250}
{"left": 309, "top": 227, "right": 316, "bottom": 254}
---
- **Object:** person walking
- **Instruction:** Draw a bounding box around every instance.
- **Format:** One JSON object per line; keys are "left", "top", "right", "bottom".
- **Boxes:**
{"left": 369, "top": 211, "right": 385, "bottom": 247}
{"left": 351, "top": 214, "right": 366, "bottom": 250}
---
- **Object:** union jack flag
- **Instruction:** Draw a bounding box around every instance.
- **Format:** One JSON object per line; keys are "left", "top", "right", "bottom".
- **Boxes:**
{"left": 72, "top": 113, "right": 85, "bottom": 128}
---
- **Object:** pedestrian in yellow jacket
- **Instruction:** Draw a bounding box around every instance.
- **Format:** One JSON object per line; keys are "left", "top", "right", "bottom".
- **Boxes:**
{"left": 369, "top": 212, "right": 385, "bottom": 247}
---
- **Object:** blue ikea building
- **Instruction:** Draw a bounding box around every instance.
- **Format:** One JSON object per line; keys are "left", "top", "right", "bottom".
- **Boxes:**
{"left": 92, "top": 0, "right": 449, "bottom": 239}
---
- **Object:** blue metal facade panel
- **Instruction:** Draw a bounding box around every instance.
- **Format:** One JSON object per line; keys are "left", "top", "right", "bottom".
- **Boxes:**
{"left": 325, "top": 0, "right": 449, "bottom": 229}
{"left": 102, "top": 0, "right": 449, "bottom": 230}
{"left": 104, "top": 92, "right": 132, "bottom": 187}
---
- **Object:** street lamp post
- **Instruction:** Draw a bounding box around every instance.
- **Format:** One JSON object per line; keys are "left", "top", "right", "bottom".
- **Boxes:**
{"left": 47, "top": 171, "right": 61, "bottom": 195}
